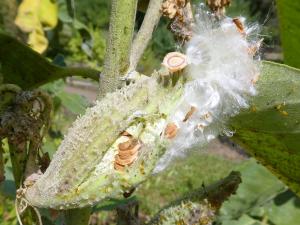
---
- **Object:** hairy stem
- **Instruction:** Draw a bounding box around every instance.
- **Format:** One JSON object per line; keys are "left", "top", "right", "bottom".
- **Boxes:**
{"left": 130, "top": 0, "right": 164, "bottom": 70}
{"left": 99, "top": 0, "right": 138, "bottom": 97}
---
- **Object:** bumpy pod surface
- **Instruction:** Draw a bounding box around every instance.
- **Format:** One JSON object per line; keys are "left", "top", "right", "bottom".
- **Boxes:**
{"left": 25, "top": 75, "right": 184, "bottom": 209}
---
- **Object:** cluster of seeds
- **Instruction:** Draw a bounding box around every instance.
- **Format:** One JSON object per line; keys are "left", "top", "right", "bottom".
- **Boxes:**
{"left": 114, "top": 132, "right": 141, "bottom": 171}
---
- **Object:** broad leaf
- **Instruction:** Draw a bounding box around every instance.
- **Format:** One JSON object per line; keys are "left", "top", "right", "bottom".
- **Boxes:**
{"left": 229, "top": 61, "right": 300, "bottom": 195}
{"left": 0, "top": 32, "right": 99, "bottom": 89}
{"left": 276, "top": 0, "right": 300, "bottom": 68}
{"left": 219, "top": 159, "right": 300, "bottom": 225}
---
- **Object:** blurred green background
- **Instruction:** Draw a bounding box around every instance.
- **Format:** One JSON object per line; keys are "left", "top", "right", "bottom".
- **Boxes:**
{"left": 1, "top": 0, "right": 299, "bottom": 224}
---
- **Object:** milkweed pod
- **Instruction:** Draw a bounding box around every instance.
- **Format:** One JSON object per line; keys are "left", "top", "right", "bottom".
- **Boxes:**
{"left": 24, "top": 75, "right": 185, "bottom": 209}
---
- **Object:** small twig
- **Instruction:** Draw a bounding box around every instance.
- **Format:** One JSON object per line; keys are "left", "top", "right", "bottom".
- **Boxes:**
{"left": 130, "top": 0, "right": 164, "bottom": 70}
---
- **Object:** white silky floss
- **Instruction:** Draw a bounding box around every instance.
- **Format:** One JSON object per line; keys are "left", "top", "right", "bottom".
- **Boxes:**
{"left": 155, "top": 11, "right": 260, "bottom": 172}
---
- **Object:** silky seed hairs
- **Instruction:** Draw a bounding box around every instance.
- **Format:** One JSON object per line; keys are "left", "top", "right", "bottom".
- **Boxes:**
{"left": 155, "top": 7, "right": 261, "bottom": 171}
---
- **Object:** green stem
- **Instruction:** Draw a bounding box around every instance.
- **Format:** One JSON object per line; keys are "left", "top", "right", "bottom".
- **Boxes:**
{"left": 98, "top": 0, "right": 138, "bottom": 97}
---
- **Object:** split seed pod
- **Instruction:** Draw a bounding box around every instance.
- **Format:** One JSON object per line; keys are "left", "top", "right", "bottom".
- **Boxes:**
{"left": 24, "top": 75, "right": 185, "bottom": 209}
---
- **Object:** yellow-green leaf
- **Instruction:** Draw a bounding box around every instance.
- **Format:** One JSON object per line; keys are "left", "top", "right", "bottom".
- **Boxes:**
{"left": 14, "top": 0, "right": 58, "bottom": 53}
{"left": 38, "top": 0, "right": 58, "bottom": 30}
{"left": 27, "top": 26, "right": 48, "bottom": 53}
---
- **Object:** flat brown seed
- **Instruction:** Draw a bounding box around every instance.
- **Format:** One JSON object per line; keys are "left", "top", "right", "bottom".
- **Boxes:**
{"left": 232, "top": 18, "right": 245, "bottom": 34}
{"left": 115, "top": 153, "right": 138, "bottom": 166}
{"left": 164, "top": 122, "right": 178, "bottom": 139}
{"left": 118, "top": 138, "right": 138, "bottom": 151}
{"left": 183, "top": 106, "right": 197, "bottom": 122}
{"left": 118, "top": 143, "right": 141, "bottom": 159}
{"left": 114, "top": 162, "right": 125, "bottom": 171}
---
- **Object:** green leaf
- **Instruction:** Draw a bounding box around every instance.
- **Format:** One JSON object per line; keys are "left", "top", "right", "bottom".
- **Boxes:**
{"left": 218, "top": 160, "right": 300, "bottom": 225}
{"left": 218, "top": 159, "right": 286, "bottom": 223}
{"left": 0, "top": 32, "right": 100, "bottom": 89}
{"left": 276, "top": 0, "right": 300, "bottom": 68}
{"left": 229, "top": 61, "right": 300, "bottom": 195}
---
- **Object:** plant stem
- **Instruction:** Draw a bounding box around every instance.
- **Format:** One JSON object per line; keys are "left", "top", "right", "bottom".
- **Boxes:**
{"left": 99, "top": 0, "right": 138, "bottom": 97}
{"left": 130, "top": 0, "right": 164, "bottom": 70}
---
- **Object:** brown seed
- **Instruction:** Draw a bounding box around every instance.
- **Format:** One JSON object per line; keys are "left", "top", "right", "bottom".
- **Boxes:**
{"left": 114, "top": 162, "right": 125, "bottom": 171}
{"left": 118, "top": 143, "right": 141, "bottom": 159}
{"left": 118, "top": 138, "right": 138, "bottom": 151}
{"left": 232, "top": 18, "right": 245, "bottom": 34}
{"left": 114, "top": 137, "right": 141, "bottom": 171}
{"left": 163, "top": 52, "right": 188, "bottom": 73}
{"left": 115, "top": 152, "right": 138, "bottom": 166}
{"left": 183, "top": 106, "right": 197, "bottom": 122}
{"left": 164, "top": 122, "right": 178, "bottom": 139}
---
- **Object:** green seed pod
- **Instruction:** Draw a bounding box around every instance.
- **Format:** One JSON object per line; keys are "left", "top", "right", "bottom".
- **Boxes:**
{"left": 24, "top": 74, "right": 184, "bottom": 209}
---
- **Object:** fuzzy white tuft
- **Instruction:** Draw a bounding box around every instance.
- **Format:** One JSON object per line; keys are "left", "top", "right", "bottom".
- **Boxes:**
{"left": 155, "top": 9, "right": 260, "bottom": 172}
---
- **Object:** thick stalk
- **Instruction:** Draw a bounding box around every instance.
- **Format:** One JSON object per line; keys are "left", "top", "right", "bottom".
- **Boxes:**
{"left": 99, "top": 0, "right": 138, "bottom": 97}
